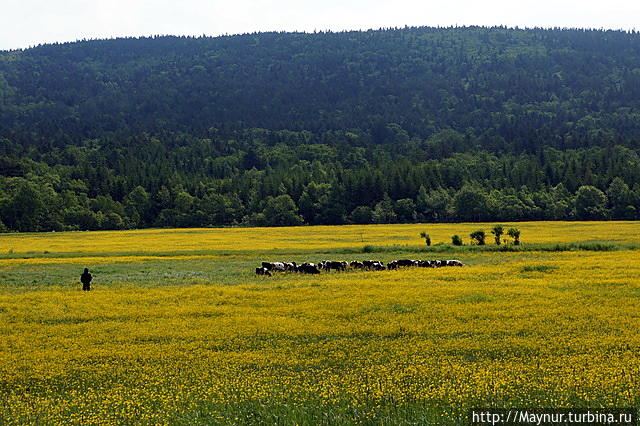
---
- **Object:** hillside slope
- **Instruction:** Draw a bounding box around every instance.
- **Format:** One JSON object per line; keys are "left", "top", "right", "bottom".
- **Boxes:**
{"left": 1, "top": 27, "right": 640, "bottom": 231}
{"left": 2, "top": 27, "right": 640, "bottom": 149}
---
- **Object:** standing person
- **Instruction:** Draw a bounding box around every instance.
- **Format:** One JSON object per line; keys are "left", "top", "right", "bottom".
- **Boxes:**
{"left": 81, "top": 268, "right": 92, "bottom": 291}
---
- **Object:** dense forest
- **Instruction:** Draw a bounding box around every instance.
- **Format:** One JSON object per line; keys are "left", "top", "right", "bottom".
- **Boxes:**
{"left": 1, "top": 26, "right": 640, "bottom": 232}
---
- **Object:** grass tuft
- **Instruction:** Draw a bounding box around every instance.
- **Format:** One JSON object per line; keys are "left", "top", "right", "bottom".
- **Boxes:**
{"left": 521, "top": 265, "right": 559, "bottom": 273}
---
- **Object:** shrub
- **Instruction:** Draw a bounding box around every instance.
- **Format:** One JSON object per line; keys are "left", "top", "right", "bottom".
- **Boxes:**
{"left": 470, "top": 230, "right": 486, "bottom": 245}
{"left": 451, "top": 235, "right": 463, "bottom": 246}
{"left": 491, "top": 225, "right": 504, "bottom": 245}
{"left": 507, "top": 227, "right": 521, "bottom": 245}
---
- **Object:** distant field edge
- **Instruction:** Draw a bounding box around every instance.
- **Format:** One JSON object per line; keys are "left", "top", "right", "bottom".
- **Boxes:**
{"left": 0, "top": 242, "right": 637, "bottom": 260}
{"left": 0, "top": 220, "right": 638, "bottom": 236}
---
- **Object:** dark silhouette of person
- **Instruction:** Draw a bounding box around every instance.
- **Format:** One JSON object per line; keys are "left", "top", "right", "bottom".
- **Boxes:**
{"left": 81, "top": 268, "right": 92, "bottom": 291}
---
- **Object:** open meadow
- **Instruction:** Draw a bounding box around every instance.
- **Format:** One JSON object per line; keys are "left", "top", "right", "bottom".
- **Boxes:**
{"left": 0, "top": 222, "right": 639, "bottom": 424}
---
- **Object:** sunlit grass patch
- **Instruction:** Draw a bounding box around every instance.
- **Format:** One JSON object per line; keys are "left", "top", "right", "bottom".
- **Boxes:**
{"left": 520, "top": 264, "right": 559, "bottom": 273}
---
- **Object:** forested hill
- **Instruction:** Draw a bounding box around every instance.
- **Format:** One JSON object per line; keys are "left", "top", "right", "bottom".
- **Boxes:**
{"left": 1, "top": 27, "right": 640, "bottom": 232}
{"left": 3, "top": 27, "right": 640, "bottom": 149}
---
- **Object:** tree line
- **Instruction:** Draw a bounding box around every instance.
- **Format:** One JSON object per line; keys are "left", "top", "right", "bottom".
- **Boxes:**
{"left": 1, "top": 131, "right": 638, "bottom": 232}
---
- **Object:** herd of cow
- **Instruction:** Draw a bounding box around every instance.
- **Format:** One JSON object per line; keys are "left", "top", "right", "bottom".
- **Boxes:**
{"left": 255, "top": 259, "right": 464, "bottom": 276}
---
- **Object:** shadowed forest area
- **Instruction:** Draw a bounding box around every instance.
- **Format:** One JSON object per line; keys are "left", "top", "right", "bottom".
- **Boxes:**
{"left": 1, "top": 27, "right": 640, "bottom": 231}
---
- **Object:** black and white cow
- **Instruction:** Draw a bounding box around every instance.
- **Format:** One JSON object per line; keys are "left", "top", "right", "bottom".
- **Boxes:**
{"left": 349, "top": 261, "right": 364, "bottom": 269}
{"left": 255, "top": 267, "right": 272, "bottom": 276}
{"left": 370, "top": 262, "right": 385, "bottom": 271}
{"left": 296, "top": 262, "right": 321, "bottom": 274}
{"left": 320, "top": 260, "right": 347, "bottom": 271}
{"left": 283, "top": 262, "right": 297, "bottom": 272}
{"left": 395, "top": 259, "right": 418, "bottom": 267}
{"left": 262, "top": 262, "right": 286, "bottom": 272}
{"left": 362, "top": 260, "right": 385, "bottom": 270}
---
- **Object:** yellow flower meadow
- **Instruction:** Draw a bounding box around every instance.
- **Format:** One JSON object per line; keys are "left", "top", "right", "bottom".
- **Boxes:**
{"left": 1, "top": 221, "right": 638, "bottom": 254}
{"left": 0, "top": 222, "right": 638, "bottom": 424}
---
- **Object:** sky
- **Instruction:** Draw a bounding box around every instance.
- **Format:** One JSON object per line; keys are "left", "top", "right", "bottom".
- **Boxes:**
{"left": 1, "top": 0, "right": 639, "bottom": 51}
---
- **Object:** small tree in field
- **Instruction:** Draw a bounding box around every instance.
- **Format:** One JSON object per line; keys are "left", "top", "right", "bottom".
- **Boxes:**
{"left": 420, "top": 232, "right": 431, "bottom": 246}
{"left": 507, "top": 227, "right": 521, "bottom": 245}
{"left": 491, "top": 225, "right": 504, "bottom": 245}
{"left": 470, "top": 230, "right": 486, "bottom": 245}
{"left": 451, "top": 235, "right": 463, "bottom": 246}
